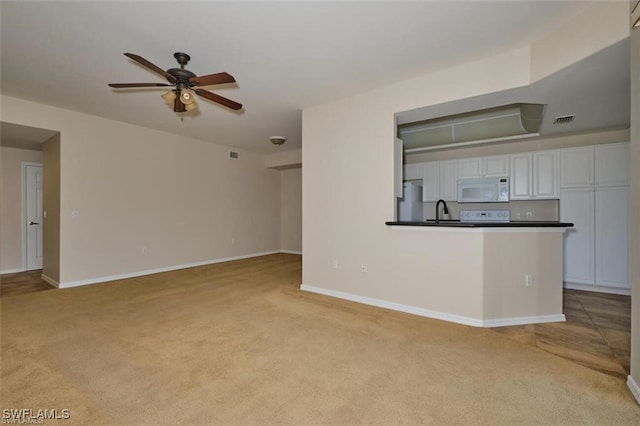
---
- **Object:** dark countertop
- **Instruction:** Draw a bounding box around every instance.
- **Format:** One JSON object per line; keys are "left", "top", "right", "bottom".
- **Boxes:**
{"left": 386, "top": 220, "right": 574, "bottom": 228}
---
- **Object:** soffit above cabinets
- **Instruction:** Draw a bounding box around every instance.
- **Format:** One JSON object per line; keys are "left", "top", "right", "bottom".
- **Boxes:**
{"left": 398, "top": 103, "right": 545, "bottom": 153}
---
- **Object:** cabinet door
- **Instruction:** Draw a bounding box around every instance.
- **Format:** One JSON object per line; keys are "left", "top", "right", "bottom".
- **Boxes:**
{"left": 422, "top": 162, "right": 439, "bottom": 202}
{"left": 439, "top": 160, "right": 458, "bottom": 201}
{"left": 595, "top": 143, "right": 630, "bottom": 186}
{"left": 560, "top": 146, "right": 594, "bottom": 188}
{"left": 483, "top": 155, "right": 509, "bottom": 177}
{"left": 595, "top": 187, "right": 629, "bottom": 289}
{"left": 403, "top": 162, "right": 423, "bottom": 181}
{"left": 458, "top": 158, "right": 482, "bottom": 179}
{"left": 560, "top": 188, "right": 595, "bottom": 285}
{"left": 509, "top": 153, "right": 532, "bottom": 199}
{"left": 533, "top": 151, "right": 558, "bottom": 199}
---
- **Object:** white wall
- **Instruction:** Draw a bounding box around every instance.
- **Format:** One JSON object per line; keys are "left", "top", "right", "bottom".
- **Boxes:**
{"left": 280, "top": 167, "right": 302, "bottom": 254}
{"left": 0, "top": 146, "right": 43, "bottom": 273}
{"left": 301, "top": 2, "right": 629, "bottom": 320}
{"left": 302, "top": 47, "right": 532, "bottom": 310}
{"left": 1, "top": 95, "right": 282, "bottom": 286}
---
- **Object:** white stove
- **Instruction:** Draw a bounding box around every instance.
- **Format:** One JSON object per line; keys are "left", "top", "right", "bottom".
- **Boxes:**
{"left": 460, "top": 209, "right": 511, "bottom": 223}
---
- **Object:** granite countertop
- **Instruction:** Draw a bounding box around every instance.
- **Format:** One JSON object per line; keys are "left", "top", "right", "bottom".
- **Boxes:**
{"left": 385, "top": 220, "right": 574, "bottom": 228}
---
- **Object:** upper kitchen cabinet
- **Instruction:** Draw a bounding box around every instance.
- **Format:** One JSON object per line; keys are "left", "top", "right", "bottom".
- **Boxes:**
{"left": 509, "top": 153, "right": 532, "bottom": 199}
{"left": 422, "top": 161, "right": 439, "bottom": 202}
{"left": 594, "top": 142, "right": 630, "bottom": 186}
{"left": 439, "top": 160, "right": 459, "bottom": 201}
{"left": 458, "top": 155, "right": 508, "bottom": 179}
{"left": 560, "top": 146, "right": 594, "bottom": 187}
{"left": 422, "top": 160, "right": 457, "bottom": 202}
{"left": 509, "top": 150, "right": 558, "bottom": 200}
{"left": 532, "top": 151, "right": 559, "bottom": 199}
{"left": 560, "top": 143, "right": 630, "bottom": 188}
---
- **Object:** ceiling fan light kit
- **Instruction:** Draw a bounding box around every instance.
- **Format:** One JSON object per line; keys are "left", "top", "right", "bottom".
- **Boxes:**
{"left": 109, "top": 52, "right": 242, "bottom": 113}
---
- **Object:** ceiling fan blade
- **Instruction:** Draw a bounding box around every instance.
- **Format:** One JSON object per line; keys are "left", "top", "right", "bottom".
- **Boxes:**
{"left": 189, "top": 72, "right": 236, "bottom": 86}
{"left": 194, "top": 88, "right": 243, "bottom": 111}
{"left": 109, "top": 83, "right": 173, "bottom": 88}
{"left": 123, "top": 53, "right": 177, "bottom": 84}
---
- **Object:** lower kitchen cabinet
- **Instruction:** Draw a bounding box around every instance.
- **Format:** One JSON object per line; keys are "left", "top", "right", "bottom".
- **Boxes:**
{"left": 560, "top": 186, "right": 629, "bottom": 294}
{"left": 595, "top": 187, "right": 629, "bottom": 289}
{"left": 560, "top": 188, "right": 595, "bottom": 285}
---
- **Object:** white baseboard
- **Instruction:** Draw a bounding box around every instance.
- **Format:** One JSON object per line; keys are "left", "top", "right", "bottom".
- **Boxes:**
{"left": 280, "top": 250, "right": 302, "bottom": 255}
{"left": 58, "top": 251, "right": 281, "bottom": 289}
{"left": 41, "top": 274, "right": 60, "bottom": 288}
{"left": 564, "top": 282, "right": 631, "bottom": 296}
{"left": 299, "top": 284, "right": 564, "bottom": 328}
{"left": 482, "top": 314, "right": 566, "bottom": 328}
{"left": 627, "top": 375, "right": 640, "bottom": 406}
{"left": 0, "top": 268, "right": 24, "bottom": 275}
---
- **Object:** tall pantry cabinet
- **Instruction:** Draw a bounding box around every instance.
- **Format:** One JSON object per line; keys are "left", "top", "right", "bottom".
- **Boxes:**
{"left": 559, "top": 142, "right": 630, "bottom": 294}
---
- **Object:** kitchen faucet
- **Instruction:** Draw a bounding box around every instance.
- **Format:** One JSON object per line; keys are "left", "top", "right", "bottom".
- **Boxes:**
{"left": 435, "top": 199, "right": 449, "bottom": 223}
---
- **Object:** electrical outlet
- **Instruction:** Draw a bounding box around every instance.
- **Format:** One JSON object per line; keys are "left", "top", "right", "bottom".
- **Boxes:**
{"left": 231, "top": 238, "right": 236, "bottom": 245}
{"left": 525, "top": 274, "right": 533, "bottom": 287}
{"left": 141, "top": 246, "right": 148, "bottom": 255}
{"left": 360, "top": 264, "right": 368, "bottom": 273}
{"left": 526, "top": 212, "right": 533, "bottom": 219}
{"left": 331, "top": 259, "right": 339, "bottom": 269}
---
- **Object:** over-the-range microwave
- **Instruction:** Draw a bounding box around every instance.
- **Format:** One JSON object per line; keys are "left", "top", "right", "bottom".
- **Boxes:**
{"left": 457, "top": 177, "right": 509, "bottom": 203}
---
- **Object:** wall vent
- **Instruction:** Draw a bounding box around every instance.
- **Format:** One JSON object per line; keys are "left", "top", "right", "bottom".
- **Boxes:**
{"left": 229, "top": 151, "right": 239, "bottom": 159}
{"left": 553, "top": 114, "right": 575, "bottom": 124}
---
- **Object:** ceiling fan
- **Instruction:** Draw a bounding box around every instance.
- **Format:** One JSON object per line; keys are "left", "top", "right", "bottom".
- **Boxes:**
{"left": 108, "top": 52, "right": 242, "bottom": 112}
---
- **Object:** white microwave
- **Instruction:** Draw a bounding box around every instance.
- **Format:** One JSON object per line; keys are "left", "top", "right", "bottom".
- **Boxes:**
{"left": 457, "top": 177, "right": 509, "bottom": 203}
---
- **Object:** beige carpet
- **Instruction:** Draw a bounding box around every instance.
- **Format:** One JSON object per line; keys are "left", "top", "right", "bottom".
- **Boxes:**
{"left": 2, "top": 253, "right": 639, "bottom": 425}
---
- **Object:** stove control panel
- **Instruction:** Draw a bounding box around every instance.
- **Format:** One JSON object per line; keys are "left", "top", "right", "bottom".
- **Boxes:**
{"left": 460, "top": 209, "right": 511, "bottom": 223}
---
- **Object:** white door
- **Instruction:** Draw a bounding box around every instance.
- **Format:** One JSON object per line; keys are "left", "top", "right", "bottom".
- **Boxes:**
{"left": 25, "top": 164, "right": 43, "bottom": 270}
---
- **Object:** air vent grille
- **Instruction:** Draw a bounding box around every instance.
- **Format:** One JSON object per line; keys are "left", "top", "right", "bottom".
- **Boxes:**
{"left": 553, "top": 115, "right": 575, "bottom": 124}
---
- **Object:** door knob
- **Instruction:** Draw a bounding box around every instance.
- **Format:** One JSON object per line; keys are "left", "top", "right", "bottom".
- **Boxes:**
{"left": 28, "top": 221, "right": 39, "bottom": 225}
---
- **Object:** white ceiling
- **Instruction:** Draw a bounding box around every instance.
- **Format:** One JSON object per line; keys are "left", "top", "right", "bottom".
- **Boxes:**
{"left": 0, "top": 1, "right": 629, "bottom": 153}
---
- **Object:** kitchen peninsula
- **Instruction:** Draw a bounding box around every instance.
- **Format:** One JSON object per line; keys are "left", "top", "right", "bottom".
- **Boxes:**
{"left": 384, "top": 220, "right": 573, "bottom": 327}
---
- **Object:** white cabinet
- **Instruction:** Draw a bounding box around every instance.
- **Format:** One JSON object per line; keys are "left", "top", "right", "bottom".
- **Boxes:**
{"left": 595, "top": 143, "right": 629, "bottom": 187}
{"left": 595, "top": 187, "right": 629, "bottom": 288}
{"left": 533, "top": 151, "right": 558, "bottom": 198}
{"left": 421, "top": 160, "right": 457, "bottom": 202}
{"left": 458, "top": 158, "right": 482, "bottom": 179}
{"left": 560, "top": 146, "right": 594, "bottom": 188}
{"left": 509, "top": 151, "right": 557, "bottom": 200}
{"left": 509, "top": 153, "right": 532, "bottom": 199}
{"left": 422, "top": 162, "right": 439, "bottom": 202}
{"left": 559, "top": 142, "right": 630, "bottom": 294}
{"left": 458, "top": 155, "right": 508, "bottom": 179}
{"left": 483, "top": 155, "right": 509, "bottom": 177}
{"left": 560, "top": 188, "right": 595, "bottom": 285}
{"left": 439, "top": 160, "right": 458, "bottom": 201}
{"left": 403, "top": 162, "right": 423, "bottom": 181}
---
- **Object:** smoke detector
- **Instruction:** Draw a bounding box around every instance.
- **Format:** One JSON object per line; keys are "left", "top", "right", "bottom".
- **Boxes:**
{"left": 270, "top": 136, "right": 287, "bottom": 146}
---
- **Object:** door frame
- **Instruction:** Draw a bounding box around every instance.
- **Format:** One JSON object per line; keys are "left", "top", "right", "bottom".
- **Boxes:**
{"left": 22, "top": 161, "right": 43, "bottom": 271}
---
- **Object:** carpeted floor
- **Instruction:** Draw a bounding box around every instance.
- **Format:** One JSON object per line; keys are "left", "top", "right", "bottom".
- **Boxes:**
{"left": 2, "top": 253, "right": 639, "bottom": 425}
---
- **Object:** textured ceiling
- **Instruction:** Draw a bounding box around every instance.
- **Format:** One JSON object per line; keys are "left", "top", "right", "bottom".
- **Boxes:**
{"left": 0, "top": 1, "right": 627, "bottom": 153}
